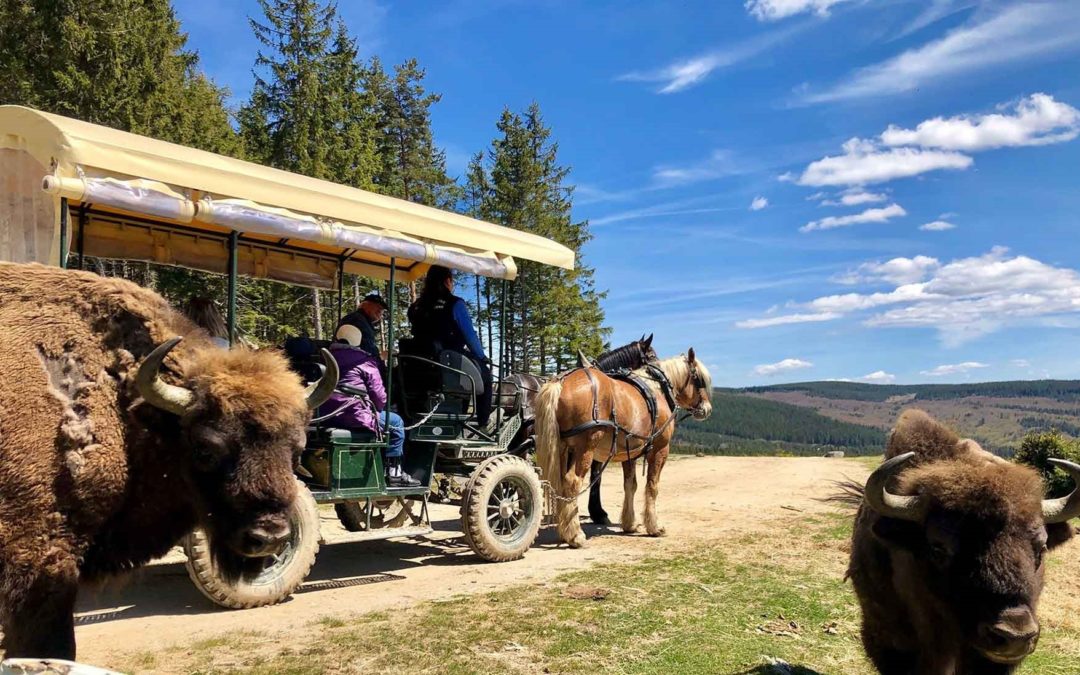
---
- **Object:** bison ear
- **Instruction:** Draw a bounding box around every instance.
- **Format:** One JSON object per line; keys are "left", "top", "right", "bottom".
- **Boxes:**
{"left": 871, "top": 517, "right": 924, "bottom": 552}
{"left": 1047, "top": 522, "right": 1075, "bottom": 551}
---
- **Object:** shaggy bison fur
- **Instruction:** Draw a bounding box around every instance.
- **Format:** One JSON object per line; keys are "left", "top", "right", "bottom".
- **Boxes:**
{"left": 0, "top": 263, "right": 327, "bottom": 659}
{"left": 845, "top": 409, "right": 1079, "bottom": 674}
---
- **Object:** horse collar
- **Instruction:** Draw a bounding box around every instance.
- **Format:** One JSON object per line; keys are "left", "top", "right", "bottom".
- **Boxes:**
{"left": 645, "top": 364, "right": 678, "bottom": 412}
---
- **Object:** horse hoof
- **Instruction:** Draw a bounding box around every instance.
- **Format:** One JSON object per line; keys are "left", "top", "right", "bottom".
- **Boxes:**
{"left": 568, "top": 534, "right": 587, "bottom": 548}
{"left": 647, "top": 527, "right": 667, "bottom": 538}
{"left": 591, "top": 512, "right": 610, "bottom": 525}
{"left": 623, "top": 523, "right": 643, "bottom": 534}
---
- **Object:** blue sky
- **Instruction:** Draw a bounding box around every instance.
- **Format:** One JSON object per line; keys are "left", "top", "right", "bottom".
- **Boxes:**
{"left": 176, "top": 0, "right": 1080, "bottom": 387}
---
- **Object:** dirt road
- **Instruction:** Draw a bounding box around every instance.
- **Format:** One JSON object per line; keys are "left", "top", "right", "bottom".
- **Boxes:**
{"left": 74, "top": 455, "right": 867, "bottom": 667}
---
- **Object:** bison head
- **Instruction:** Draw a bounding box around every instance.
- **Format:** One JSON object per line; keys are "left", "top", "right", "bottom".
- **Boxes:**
{"left": 863, "top": 413, "right": 1080, "bottom": 666}
{"left": 136, "top": 337, "right": 336, "bottom": 577}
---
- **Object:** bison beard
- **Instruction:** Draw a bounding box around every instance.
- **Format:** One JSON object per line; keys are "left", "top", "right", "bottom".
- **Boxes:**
{"left": 843, "top": 409, "right": 1080, "bottom": 675}
{"left": 0, "top": 263, "right": 332, "bottom": 659}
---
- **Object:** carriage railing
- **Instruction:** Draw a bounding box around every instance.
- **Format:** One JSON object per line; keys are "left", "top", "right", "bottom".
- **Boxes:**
{"left": 393, "top": 353, "right": 478, "bottom": 426}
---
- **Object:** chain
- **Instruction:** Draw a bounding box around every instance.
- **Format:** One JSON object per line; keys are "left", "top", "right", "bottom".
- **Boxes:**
{"left": 401, "top": 394, "right": 446, "bottom": 431}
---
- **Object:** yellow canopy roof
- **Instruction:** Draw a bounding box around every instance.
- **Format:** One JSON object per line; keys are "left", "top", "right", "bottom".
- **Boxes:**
{"left": 0, "top": 105, "right": 576, "bottom": 283}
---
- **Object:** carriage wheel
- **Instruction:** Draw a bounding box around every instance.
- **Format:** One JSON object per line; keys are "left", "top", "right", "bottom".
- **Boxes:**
{"left": 335, "top": 498, "right": 413, "bottom": 532}
{"left": 460, "top": 454, "right": 542, "bottom": 562}
{"left": 183, "top": 479, "right": 320, "bottom": 609}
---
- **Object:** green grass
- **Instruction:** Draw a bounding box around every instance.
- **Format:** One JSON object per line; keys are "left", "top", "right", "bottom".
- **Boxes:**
{"left": 117, "top": 513, "right": 1080, "bottom": 675}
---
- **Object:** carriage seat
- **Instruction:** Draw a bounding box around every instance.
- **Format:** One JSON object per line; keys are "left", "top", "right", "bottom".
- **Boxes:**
{"left": 283, "top": 336, "right": 334, "bottom": 384}
{"left": 438, "top": 349, "right": 483, "bottom": 396}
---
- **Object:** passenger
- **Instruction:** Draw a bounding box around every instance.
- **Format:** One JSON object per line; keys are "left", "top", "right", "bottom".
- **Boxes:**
{"left": 407, "top": 265, "right": 493, "bottom": 427}
{"left": 320, "top": 324, "right": 420, "bottom": 488}
{"left": 183, "top": 296, "right": 230, "bottom": 348}
{"left": 337, "top": 291, "right": 389, "bottom": 375}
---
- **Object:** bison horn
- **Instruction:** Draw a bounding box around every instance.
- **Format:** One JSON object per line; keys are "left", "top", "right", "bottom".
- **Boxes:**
{"left": 864, "top": 452, "right": 927, "bottom": 522}
{"left": 1042, "top": 458, "right": 1080, "bottom": 523}
{"left": 303, "top": 348, "right": 339, "bottom": 409}
{"left": 136, "top": 337, "right": 196, "bottom": 416}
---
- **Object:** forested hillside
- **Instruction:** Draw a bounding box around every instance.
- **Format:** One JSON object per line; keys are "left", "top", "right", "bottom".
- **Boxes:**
{"left": 744, "top": 380, "right": 1080, "bottom": 402}
{"left": 674, "top": 392, "right": 886, "bottom": 457}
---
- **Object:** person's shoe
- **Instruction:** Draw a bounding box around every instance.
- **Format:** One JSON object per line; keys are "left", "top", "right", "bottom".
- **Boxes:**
{"left": 387, "top": 459, "right": 422, "bottom": 488}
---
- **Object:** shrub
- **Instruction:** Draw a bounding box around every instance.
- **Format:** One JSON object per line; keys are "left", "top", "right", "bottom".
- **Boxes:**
{"left": 1012, "top": 430, "right": 1080, "bottom": 498}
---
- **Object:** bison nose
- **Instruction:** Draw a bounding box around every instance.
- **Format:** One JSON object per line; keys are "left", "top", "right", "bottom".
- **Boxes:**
{"left": 240, "top": 522, "right": 291, "bottom": 557}
{"left": 978, "top": 608, "right": 1040, "bottom": 663}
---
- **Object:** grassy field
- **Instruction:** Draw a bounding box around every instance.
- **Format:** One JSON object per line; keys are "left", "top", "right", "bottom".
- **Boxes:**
{"left": 116, "top": 507, "right": 1080, "bottom": 675}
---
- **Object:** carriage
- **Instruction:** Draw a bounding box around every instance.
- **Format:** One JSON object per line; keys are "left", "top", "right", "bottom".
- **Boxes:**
{"left": 0, "top": 105, "right": 573, "bottom": 608}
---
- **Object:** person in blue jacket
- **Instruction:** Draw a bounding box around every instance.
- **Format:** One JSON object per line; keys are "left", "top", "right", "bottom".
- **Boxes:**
{"left": 407, "top": 265, "right": 493, "bottom": 426}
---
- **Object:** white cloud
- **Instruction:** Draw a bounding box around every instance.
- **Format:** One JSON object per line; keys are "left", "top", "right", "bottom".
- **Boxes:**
{"left": 750, "top": 196, "right": 769, "bottom": 211}
{"left": 804, "top": 4, "right": 1080, "bottom": 103}
{"left": 920, "top": 362, "right": 989, "bottom": 376}
{"left": 754, "top": 358, "right": 814, "bottom": 376}
{"left": 801, "top": 203, "right": 907, "bottom": 232}
{"left": 746, "top": 0, "right": 852, "bottom": 21}
{"left": 737, "top": 248, "right": 1080, "bottom": 345}
{"left": 860, "top": 371, "right": 896, "bottom": 384}
{"left": 822, "top": 189, "right": 888, "bottom": 206}
{"left": 736, "top": 312, "right": 842, "bottom": 329}
{"left": 920, "top": 220, "right": 957, "bottom": 231}
{"left": 1011, "top": 359, "right": 1031, "bottom": 368}
{"left": 653, "top": 149, "right": 742, "bottom": 187}
{"left": 619, "top": 29, "right": 798, "bottom": 94}
{"left": 833, "top": 255, "right": 940, "bottom": 285}
{"left": 798, "top": 142, "right": 972, "bottom": 187}
{"left": 881, "top": 94, "right": 1080, "bottom": 151}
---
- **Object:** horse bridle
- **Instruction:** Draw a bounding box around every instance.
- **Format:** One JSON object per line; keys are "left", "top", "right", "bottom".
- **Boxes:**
{"left": 684, "top": 359, "right": 709, "bottom": 418}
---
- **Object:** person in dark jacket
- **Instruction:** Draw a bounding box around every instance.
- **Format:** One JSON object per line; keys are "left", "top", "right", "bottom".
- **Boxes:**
{"left": 318, "top": 324, "right": 420, "bottom": 488}
{"left": 407, "top": 265, "right": 493, "bottom": 426}
{"left": 337, "top": 292, "right": 388, "bottom": 375}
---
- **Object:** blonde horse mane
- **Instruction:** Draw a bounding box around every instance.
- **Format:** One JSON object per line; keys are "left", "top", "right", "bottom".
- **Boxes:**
{"left": 636, "top": 354, "right": 712, "bottom": 402}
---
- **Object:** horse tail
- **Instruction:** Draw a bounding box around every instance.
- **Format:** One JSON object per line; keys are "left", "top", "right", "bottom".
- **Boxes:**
{"left": 534, "top": 378, "right": 565, "bottom": 496}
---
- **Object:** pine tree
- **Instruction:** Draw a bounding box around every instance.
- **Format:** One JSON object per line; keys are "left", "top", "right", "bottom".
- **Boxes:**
{"left": 0, "top": 0, "right": 236, "bottom": 154}
{"left": 468, "top": 103, "right": 609, "bottom": 374}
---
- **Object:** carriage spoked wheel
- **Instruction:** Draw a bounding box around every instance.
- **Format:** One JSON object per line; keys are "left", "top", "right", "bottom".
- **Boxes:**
{"left": 335, "top": 497, "right": 414, "bottom": 532}
{"left": 460, "top": 454, "right": 542, "bottom": 562}
{"left": 183, "top": 479, "right": 320, "bottom": 609}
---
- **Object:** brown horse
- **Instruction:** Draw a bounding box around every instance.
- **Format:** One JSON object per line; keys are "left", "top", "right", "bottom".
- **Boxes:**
{"left": 534, "top": 351, "right": 712, "bottom": 547}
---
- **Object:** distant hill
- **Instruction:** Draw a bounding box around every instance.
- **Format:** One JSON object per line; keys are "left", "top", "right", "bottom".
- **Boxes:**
{"left": 675, "top": 379, "right": 1080, "bottom": 457}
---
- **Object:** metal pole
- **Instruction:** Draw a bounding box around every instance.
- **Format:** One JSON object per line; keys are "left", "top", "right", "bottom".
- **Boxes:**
{"left": 58, "top": 198, "right": 69, "bottom": 269}
{"left": 227, "top": 231, "right": 238, "bottom": 347}
{"left": 76, "top": 207, "right": 87, "bottom": 270}
{"left": 497, "top": 278, "right": 507, "bottom": 433}
{"left": 385, "top": 259, "right": 396, "bottom": 459}
{"left": 475, "top": 275, "right": 483, "bottom": 354}
{"left": 336, "top": 259, "right": 345, "bottom": 328}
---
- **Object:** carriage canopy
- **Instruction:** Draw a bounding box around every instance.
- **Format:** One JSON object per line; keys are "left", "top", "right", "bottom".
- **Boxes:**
{"left": 0, "top": 105, "right": 576, "bottom": 287}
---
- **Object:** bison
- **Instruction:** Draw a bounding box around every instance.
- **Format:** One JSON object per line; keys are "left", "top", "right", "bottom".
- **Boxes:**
{"left": 846, "top": 410, "right": 1080, "bottom": 674}
{"left": 0, "top": 262, "right": 336, "bottom": 659}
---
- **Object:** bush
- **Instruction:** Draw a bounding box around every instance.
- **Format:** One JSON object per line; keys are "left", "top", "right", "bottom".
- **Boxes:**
{"left": 1012, "top": 430, "right": 1080, "bottom": 498}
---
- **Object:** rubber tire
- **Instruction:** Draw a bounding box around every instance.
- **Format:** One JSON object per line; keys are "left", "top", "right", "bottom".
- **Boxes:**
{"left": 183, "top": 479, "right": 320, "bottom": 609}
{"left": 460, "top": 454, "right": 543, "bottom": 562}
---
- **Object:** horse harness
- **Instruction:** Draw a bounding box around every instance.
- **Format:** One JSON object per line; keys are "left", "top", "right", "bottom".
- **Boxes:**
{"left": 558, "top": 364, "right": 680, "bottom": 469}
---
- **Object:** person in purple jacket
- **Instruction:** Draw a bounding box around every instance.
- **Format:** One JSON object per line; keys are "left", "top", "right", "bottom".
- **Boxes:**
{"left": 319, "top": 324, "right": 421, "bottom": 488}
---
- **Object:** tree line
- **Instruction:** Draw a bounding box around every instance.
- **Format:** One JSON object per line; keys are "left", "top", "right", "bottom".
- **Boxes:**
{"left": 0, "top": 0, "right": 608, "bottom": 366}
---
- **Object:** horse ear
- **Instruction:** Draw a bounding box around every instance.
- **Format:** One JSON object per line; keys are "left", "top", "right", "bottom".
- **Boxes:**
{"left": 687, "top": 347, "right": 696, "bottom": 364}
{"left": 644, "top": 333, "right": 653, "bottom": 347}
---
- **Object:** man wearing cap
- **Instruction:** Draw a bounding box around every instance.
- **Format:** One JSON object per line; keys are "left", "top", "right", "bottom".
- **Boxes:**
{"left": 338, "top": 292, "right": 388, "bottom": 374}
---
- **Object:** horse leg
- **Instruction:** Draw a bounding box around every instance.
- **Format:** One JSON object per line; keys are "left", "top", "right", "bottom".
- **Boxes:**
{"left": 557, "top": 442, "right": 590, "bottom": 548}
{"left": 588, "top": 460, "right": 610, "bottom": 525}
{"left": 621, "top": 458, "right": 641, "bottom": 533}
{"left": 1, "top": 560, "right": 79, "bottom": 659}
{"left": 643, "top": 447, "right": 669, "bottom": 537}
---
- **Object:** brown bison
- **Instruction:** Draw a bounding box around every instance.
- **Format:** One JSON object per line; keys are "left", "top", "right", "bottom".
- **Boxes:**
{"left": 846, "top": 410, "right": 1080, "bottom": 674}
{"left": 0, "top": 263, "right": 336, "bottom": 659}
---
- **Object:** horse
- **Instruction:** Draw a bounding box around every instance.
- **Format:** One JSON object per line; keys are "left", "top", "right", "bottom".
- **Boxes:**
{"left": 534, "top": 350, "right": 712, "bottom": 547}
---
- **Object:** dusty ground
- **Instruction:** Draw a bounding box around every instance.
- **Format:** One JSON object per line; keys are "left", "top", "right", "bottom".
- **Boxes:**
{"left": 74, "top": 455, "right": 866, "bottom": 668}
